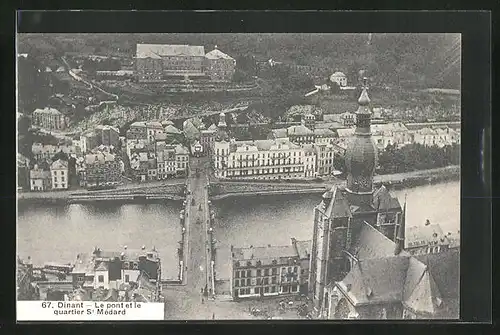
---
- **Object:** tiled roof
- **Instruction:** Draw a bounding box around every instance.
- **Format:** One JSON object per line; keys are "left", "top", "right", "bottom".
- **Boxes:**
{"left": 292, "top": 239, "right": 312, "bottom": 260}
{"left": 174, "top": 145, "right": 189, "bottom": 155}
{"left": 233, "top": 245, "right": 298, "bottom": 261}
{"left": 164, "top": 125, "right": 182, "bottom": 134}
{"left": 50, "top": 159, "right": 68, "bottom": 170}
{"left": 337, "top": 128, "right": 356, "bottom": 137}
{"left": 323, "top": 114, "right": 340, "bottom": 123}
{"left": 314, "top": 128, "right": 336, "bottom": 137}
{"left": 315, "top": 122, "right": 344, "bottom": 130}
{"left": 418, "top": 127, "right": 437, "bottom": 135}
{"left": 372, "top": 185, "right": 401, "bottom": 211}
{"left": 136, "top": 44, "right": 205, "bottom": 59}
{"left": 287, "top": 125, "right": 314, "bottom": 136}
{"left": 338, "top": 256, "right": 410, "bottom": 305}
{"left": 331, "top": 71, "right": 346, "bottom": 77}
{"left": 205, "top": 48, "right": 234, "bottom": 60}
{"left": 348, "top": 221, "right": 409, "bottom": 260}
{"left": 131, "top": 121, "right": 147, "bottom": 128}
{"left": 161, "top": 120, "right": 174, "bottom": 127}
{"left": 406, "top": 224, "right": 448, "bottom": 249}
{"left": 208, "top": 124, "right": 218, "bottom": 131}
{"left": 302, "top": 143, "right": 316, "bottom": 154}
{"left": 415, "top": 249, "right": 459, "bottom": 299}
{"left": 404, "top": 267, "right": 442, "bottom": 315}
{"left": 85, "top": 152, "right": 116, "bottom": 165}
{"left": 229, "top": 138, "right": 300, "bottom": 153}
{"left": 30, "top": 168, "right": 51, "bottom": 180}
{"left": 33, "top": 107, "right": 62, "bottom": 115}
{"left": 95, "top": 261, "right": 109, "bottom": 271}
{"left": 403, "top": 257, "right": 428, "bottom": 301}
{"left": 271, "top": 128, "right": 288, "bottom": 139}
{"left": 325, "top": 186, "right": 352, "bottom": 219}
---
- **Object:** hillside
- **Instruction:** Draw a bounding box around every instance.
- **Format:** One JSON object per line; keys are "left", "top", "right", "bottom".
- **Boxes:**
{"left": 18, "top": 33, "right": 460, "bottom": 90}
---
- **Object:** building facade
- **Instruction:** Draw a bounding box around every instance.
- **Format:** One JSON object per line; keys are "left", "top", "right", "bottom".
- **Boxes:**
{"left": 50, "top": 159, "right": 69, "bottom": 190}
{"left": 85, "top": 152, "right": 122, "bottom": 188}
{"left": 330, "top": 71, "right": 348, "bottom": 87}
{"left": 230, "top": 244, "right": 302, "bottom": 300}
{"left": 30, "top": 166, "right": 52, "bottom": 191}
{"left": 204, "top": 47, "right": 236, "bottom": 81}
{"left": 213, "top": 138, "right": 305, "bottom": 180}
{"left": 32, "top": 107, "right": 68, "bottom": 131}
{"left": 136, "top": 44, "right": 206, "bottom": 82}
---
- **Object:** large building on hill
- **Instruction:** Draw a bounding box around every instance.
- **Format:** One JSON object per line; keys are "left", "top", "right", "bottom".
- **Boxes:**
{"left": 135, "top": 44, "right": 236, "bottom": 82}
{"left": 309, "top": 80, "right": 459, "bottom": 320}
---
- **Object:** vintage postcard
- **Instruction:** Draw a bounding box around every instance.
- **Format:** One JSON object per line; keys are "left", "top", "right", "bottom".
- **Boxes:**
{"left": 17, "top": 29, "right": 461, "bottom": 320}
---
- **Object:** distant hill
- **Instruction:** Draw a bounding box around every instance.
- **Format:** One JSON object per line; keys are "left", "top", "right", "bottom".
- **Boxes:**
{"left": 18, "top": 33, "right": 461, "bottom": 90}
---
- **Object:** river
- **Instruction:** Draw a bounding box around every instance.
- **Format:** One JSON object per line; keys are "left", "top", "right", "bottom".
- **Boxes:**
{"left": 17, "top": 181, "right": 459, "bottom": 279}
{"left": 212, "top": 181, "right": 460, "bottom": 248}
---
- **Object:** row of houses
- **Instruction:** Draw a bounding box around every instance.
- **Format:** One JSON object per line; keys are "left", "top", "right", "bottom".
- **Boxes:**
{"left": 125, "top": 121, "right": 190, "bottom": 181}
{"left": 31, "top": 107, "right": 70, "bottom": 131}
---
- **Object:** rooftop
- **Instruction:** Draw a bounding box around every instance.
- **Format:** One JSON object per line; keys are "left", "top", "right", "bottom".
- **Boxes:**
{"left": 136, "top": 44, "right": 205, "bottom": 59}
{"left": 85, "top": 152, "right": 116, "bottom": 165}
{"left": 287, "top": 125, "right": 314, "bottom": 136}
{"left": 50, "top": 159, "right": 68, "bottom": 170}
{"left": 233, "top": 245, "right": 298, "bottom": 262}
{"left": 205, "top": 48, "right": 234, "bottom": 60}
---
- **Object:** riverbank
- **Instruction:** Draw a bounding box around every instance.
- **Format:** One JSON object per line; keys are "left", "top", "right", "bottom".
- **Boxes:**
{"left": 18, "top": 182, "right": 186, "bottom": 205}
{"left": 209, "top": 165, "right": 460, "bottom": 200}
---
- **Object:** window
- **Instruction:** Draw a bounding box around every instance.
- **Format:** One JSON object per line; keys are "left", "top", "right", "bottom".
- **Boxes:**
{"left": 256, "top": 278, "right": 261, "bottom": 285}
{"left": 245, "top": 288, "right": 250, "bottom": 295}
{"left": 235, "top": 271, "right": 240, "bottom": 278}
{"left": 271, "top": 286, "right": 276, "bottom": 293}
{"left": 98, "top": 275, "right": 104, "bottom": 283}
{"left": 54, "top": 177, "right": 58, "bottom": 182}
{"left": 247, "top": 278, "right": 251, "bottom": 286}
{"left": 241, "top": 270, "right": 245, "bottom": 278}
{"left": 293, "top": 266, "right": 298, "bottom": 273}
{"left": 264, "top": 268, "right": 269, "bottom": 276}
{"left": 292, "top": 284, "right": 298, "bottom": 292}
{"left": 54, "top": 183, "right": 58, "bottom": 188}
{"left": 235, "top": 280, "right": 239, "bottom": 287}
{"left": 256, "top": 269, "right": 262, "bottom": 276}
{"left": 288, "top": 267, "right": 292, "bottom": 273}
{"left": 61, "top": 171, "right": 64, "bottom": 175}
{"left": 247, "top": 270, "right": 251, "bottom": 277}
{"left": 263, "top": 278, "right": 269, "bottom": 285}
{"left": 272, "top": 268, "right": 277, "bottom": 275}
{"left": 264, "top": 287, "right": 270, "bottom": 293}
{"left": 282, "top": 267, "right": 286, "bottom": 274}
{"left": 239, "top": 289, "right": 245, "bottom": 295}
{"left": 272, "top": 276, "right": 277, "bottom": 284}
{"left": 125, "top": 274, "right": 130, "bottom": 283}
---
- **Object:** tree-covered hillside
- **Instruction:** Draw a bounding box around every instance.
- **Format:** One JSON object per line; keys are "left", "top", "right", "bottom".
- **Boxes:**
{"left": 18, "top": 33, "right": 460, "bottom": 90}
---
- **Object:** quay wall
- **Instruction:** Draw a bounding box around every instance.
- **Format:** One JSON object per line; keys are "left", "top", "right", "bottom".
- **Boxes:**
{"left": 209, "top": 166, "right": 460, "bottom": 200}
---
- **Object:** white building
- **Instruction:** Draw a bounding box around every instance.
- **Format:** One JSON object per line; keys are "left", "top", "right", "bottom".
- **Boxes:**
{"left": 329, "top": 71, "right": 347, "bottom": 87}
{"left": 50, "top": 159, "right": 69, "bottom": 190}
{"left": 371, "top": 122, "right": 412, "bottom": 149}
{"left": 303, "top": 144, "right": 317, "bottom": 178}
{"left": 214, "top": 138, "right": 305, "bottom": 180}
{"left": 175, "top": 145, "right": 189, "bottom": 176}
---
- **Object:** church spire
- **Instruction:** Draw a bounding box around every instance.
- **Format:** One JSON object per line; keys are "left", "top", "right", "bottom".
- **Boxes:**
{"left": 394, "top": 194, "right": 407, "bottom": 255}
{"left": 344, "top": 76, "right": 377, "bottom": 197}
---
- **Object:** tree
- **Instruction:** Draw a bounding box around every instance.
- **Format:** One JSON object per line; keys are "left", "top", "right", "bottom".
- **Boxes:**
{"left": 232, "top": 69, "right": 250, "bottom": 83}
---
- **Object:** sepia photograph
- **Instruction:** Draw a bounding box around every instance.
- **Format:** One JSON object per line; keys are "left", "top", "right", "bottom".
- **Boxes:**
{"left": 16, "top": 31, "right": 461, "bottom": 321}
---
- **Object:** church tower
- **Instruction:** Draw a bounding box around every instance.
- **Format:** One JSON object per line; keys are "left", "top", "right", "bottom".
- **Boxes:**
{"left": 344, "top": 78, "right": 377, "bottom": 208}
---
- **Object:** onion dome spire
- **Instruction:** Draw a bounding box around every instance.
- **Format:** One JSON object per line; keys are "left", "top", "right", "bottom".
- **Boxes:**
{"left": 358, "top": 78, "right": 371, "bottom": 106}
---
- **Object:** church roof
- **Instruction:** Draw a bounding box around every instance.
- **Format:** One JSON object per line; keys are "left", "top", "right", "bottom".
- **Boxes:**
{"left": 205, "top": 48, "right": 234, "bottom": 60}
{"left": 208, "top": 124, "right": 218, "bottom": 131}
{"left": 338, "top": 256, "right": 410, "bottom": 305}
{"left": 325, "top": 186, "right": 352, "bottom": 218}
{"left": 372, "top": 185, "right": 401, "bottom": 211}
{"left": 348, "top": 221, "right": 409, "bottom": 260}
{"left": 404, "top": 267, "right": 442, "bottom": 315}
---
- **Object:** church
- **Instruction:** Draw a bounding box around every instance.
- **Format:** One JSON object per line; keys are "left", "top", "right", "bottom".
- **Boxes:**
{"left": 308, "top": 79, "right": 459, "bottom": 320}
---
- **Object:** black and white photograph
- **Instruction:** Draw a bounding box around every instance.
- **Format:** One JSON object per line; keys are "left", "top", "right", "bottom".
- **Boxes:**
{"left": 16, "top": 30, "right": 462, "bottom": 320}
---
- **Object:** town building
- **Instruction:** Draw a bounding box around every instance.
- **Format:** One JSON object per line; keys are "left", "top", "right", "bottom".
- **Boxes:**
{"left": 314, "top": 128, "right": 337, "bottom": 145}
{"left": 174, "top": 145, "right": 189, "bottom": 177}
{"left": 70, "top": 246, "right": 161, "bottom": 301}
{"left": 204, "top": 47, "right": 237, "bottom": 81}
{"left": 269, "top": 125, "right": 315, "bottom": 145}
{"left": 213, "top": 138, "right": 305, "bottom": 180}
{"left": 32, "top": 143, "right": 81, "bottom": 162}
{"left": 163, "top": 124, "right": 184, "bottom": 144}
{"left": 191, "top": 140, "right": 203, "bottom": 157}
{"left": 29, "top": 165, "right": 52, "bottom": 191}
{"left": 405, "top": 222, "right": 459, "bottom": 256}
{"left": 410, "top": 127, "right": 460, "bottom": 147}
{"left": 200, "top": 125, "right": 218, "bottom": 156}
{"left": 136, "top": 44, "right": 206, "bottom": 82}
{"left": 330, "top": 71, "right": 348, "bottom": 87}
{"left": 285, "top": 105, "right": 324, "bottom": 123}
{"left": 50, "top": 159, "right": 69, "bottom": 190}
{"left": 31, "top": 107, "right": 68, "bottom": 131}
{"left": 126, "top": 121, "right": 163, "bottom": 142}
{"left": 309, "top": 80, "right": 459, "bottom": 320}
{"left": 371, "top": 122, "right": 412, "bottom": 149}
{"left": 303, "top": 144, "right": 317, "bottom": 178}
{"left": 84, "top": 151, "right": 122, "bottom": 188}
{"left": 156, "top": 144, "right": 177, "bottom": 180}
{"left": 314, "top": 142, "right": 335, "bottom": 177}
{"left": 95, "top": 125, "right": 120, "bottom": 148}
{"left": 291, "top": 238, "right": 313, "bottom": 294}
{"left": 230, "top": 244, "right": 302, "bottom": 300}
{"left": 301, "top": 113, "right": 316, "bottom": 131}
{"left": 17, "top": 153, "right": 30, "bottom": 190}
